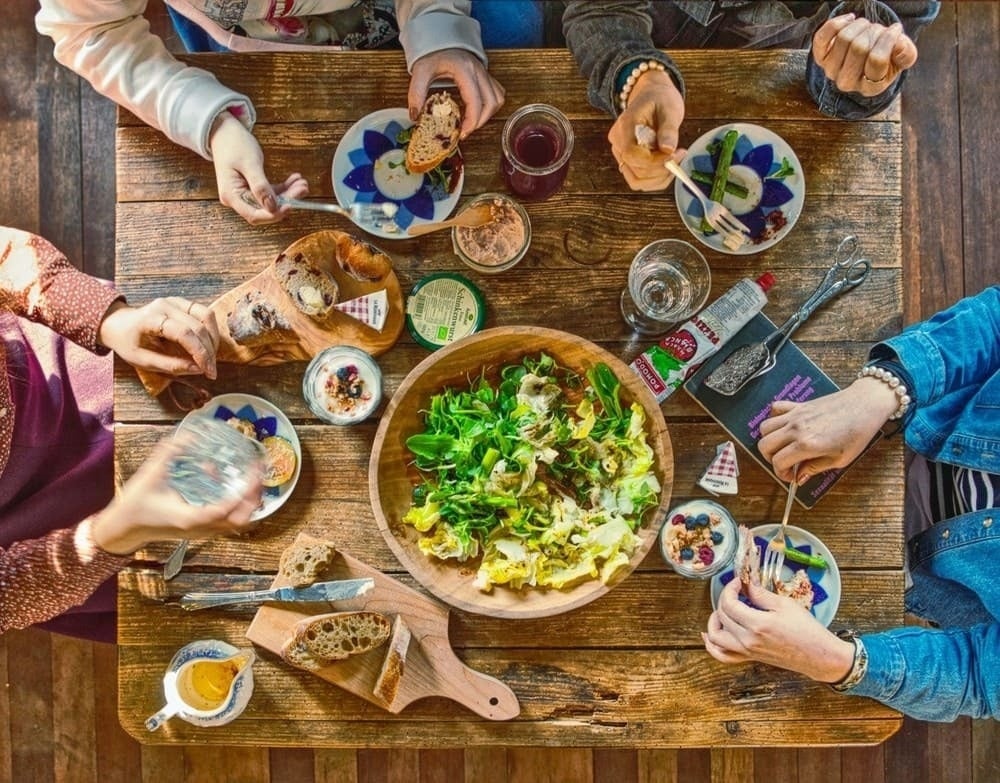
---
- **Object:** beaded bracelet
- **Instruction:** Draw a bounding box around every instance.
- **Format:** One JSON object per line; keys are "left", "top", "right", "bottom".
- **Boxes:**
{"left": 858, "top": 364, "right": 912, "bottom": 420}
{"left": 618, "top": 59, "right": 667, "bottom": 111}
{"left": 830, "top": 633, "right": 869, "bottom": 692}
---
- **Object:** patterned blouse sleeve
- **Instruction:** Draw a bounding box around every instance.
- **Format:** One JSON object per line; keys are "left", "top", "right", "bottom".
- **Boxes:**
{"left": 0, "top": 516, "right": 130, "bottom": 634}
{"left": 0, "top": 226, "right": 123, "bottom": 351}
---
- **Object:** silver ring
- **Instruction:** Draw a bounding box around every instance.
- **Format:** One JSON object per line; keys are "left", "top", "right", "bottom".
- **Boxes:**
{"left": 157, "top": 314, "right": 169, "bottom": 336}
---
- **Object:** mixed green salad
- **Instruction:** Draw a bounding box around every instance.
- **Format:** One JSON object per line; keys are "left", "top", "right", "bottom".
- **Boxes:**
{"left": 402, "top": 354, "right": 662, "bottom": 592}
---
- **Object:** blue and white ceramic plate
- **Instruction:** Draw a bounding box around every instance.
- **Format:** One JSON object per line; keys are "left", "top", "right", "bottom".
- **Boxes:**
{"left": 674, "top": 123, "right": 805, "bottom": 255}
{"left": 710, "top": 524, "right": 841, "bottom": 627}
{"left": 179, "top": 393, "right": 301, "bottom": 521}
{"left": 333, "top": 108, "right": 464, "bottom": 240}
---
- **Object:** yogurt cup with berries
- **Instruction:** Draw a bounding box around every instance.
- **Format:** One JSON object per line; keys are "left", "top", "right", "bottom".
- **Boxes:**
{"left": 302, "top": 346, "right": 382, "bottom": 425}
{"left": 659, "top": 499, "right": 738, "bottom": 579}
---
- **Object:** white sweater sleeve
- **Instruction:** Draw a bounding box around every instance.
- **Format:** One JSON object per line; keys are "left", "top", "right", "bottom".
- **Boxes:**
{"left": 35, "top": 0, "right": 255, "bottom": 159}
{"left": 395, "top": 0, "right": 486, "bottom": 69}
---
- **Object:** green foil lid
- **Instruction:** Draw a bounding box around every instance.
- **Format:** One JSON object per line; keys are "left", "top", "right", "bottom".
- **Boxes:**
{"left": 405, "top": 272, "right": 486, "bottom": 351}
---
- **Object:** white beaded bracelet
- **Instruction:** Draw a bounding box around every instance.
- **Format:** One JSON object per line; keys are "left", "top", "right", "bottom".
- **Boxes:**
{"left": 858, "top": 364, "right": 912, "bottom": 420}
{"left": 618, "top": 59, "right": 667, "bottom": 111}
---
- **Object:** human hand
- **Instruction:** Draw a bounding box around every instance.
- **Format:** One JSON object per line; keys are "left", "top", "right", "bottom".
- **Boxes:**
{"left": 92, "top": 436, "right": 263, "bottom": 556}
{"left": 208, "top": 111, "right": 310, "bottom": 225}
{"left": 98, "top": 297, "right": 220, "bottom": 379}
{"left": 702, "top": 578, "right": 855, "bottom": 683}
{"left": 812, "top": 13, "right": 918, "bottom": 97}
{"left": 408, "top": 49, "right": 505, "bottom": 138}
{"left": 610, "top": 70, "right": 686, "bottom": 191}
{"left": 757, "top": 378, "right": 897, "bottom": 482}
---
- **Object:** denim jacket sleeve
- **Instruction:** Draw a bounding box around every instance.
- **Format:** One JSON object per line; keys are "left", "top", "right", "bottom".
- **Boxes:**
{"left": 807, "top": 1, "right": 940, "bottom": 119}
{"left": 870, "top": 286, "right": 1000, "bottom": 463}
{"left": 846, "top": 624, "right": 1000, "bottom": 720}
{"left": 563, "top": 0, "right": 684, "bottom": 117}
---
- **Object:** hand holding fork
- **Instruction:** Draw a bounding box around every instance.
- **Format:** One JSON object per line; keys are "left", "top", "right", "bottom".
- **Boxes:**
{"left": 760, "top": 465, "right": 799, "bottom": 591}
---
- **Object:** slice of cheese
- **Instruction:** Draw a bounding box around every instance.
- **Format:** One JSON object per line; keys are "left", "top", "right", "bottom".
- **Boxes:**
{"left": 333, "top": 289, "right": 388, "bottom": 332}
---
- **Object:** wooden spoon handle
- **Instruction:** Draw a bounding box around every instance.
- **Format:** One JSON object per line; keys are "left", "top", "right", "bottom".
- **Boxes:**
{"left": 406, "top": 218, "right": 460, "bottom": 237}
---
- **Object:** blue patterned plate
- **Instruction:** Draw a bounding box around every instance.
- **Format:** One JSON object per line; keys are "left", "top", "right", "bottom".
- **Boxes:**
{"left": 674, "top": 123, "right": 805, "bottom": 255}
{"left": 710, "top": 523, "right": 841, "bottom": 627}
{"left": 179, "top": 393, "right": 301, "bottom": 521}
{"left": 332, "top": 108, "right": 464, "bottom": 240}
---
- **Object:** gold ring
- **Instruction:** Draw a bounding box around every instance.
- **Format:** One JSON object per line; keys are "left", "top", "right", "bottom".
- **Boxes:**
{"left": 185, "top": 301, "right": 195, "bottom": 315}
{"left": 863, "top": 72, "right": 889, "bottom": 84}
{"left": 157, "top": 314, "right": 169, "bottom": 336}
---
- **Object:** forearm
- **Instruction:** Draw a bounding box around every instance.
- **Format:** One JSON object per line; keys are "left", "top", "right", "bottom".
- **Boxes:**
{"left": 844, "top": 624, "right": 1000, "bottom": 721}
{"left": 563, "top": 0, "right": 683, "bottom": 117}
{"left": 0, "top": 226, "right": 122, "bottom": 350}
{"left": 395, "top": 0, "right": 485, "bottom": 69}
{"left": 35, "top": 0, "right": 254, "bottom": 158}
{"left": 0, "top": 517, "right": 129, "bottom": 634}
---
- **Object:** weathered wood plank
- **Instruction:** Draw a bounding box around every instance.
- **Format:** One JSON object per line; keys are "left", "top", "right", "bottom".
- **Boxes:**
{"left": 752, "top": 747, "right": 795, "bottom": 783}
{"left": 315, "top": 749, "right": 358, "bottom": 783}
{"left": 637, "top": 748, "right": 679, "bottom": 783}
{"left": 116, "top": 50, "right": 898, "bottom": 127}
{"left": 141, "top": 745, "right": 186, "bottom": 783}
{"left": 464, "top": 748, "right": 507, "bottom": 783}
{"left": 971, "top": 718, "right": 1000, "bottom": 783}
{"left": 418, "top": 749, "right": 464, "bottom": 783}
{"left": 51, "top": 634, "right": 98, "bottom": 783}
{"left": 80, "top": 83, "right": 118, "bottom": 280}
{"left": 94, "top": 639, "right": 143, "bottom": 783}
{"left": 508, "top": 748, "right": 592, "bottom": 783}
{"left": 711, "top": 748, "right": 753, "bottom": 783}
{"left": 114, "top": 119, "right": 900, "bottom": 202}
{"left": 0, "top": 635, "right": 11, "bottom": 783}
{"left": 6, "top": 630, "right": 56, "bottom": 782}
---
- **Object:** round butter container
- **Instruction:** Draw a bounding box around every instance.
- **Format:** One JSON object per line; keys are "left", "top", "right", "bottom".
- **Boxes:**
{"left": 302, "top": 346, "right": 382, "bottom": 425}
{"left": 659, "top": 499, "right": 738, "bottom": 579}
{"left": 405, "top": 272, "right": 486, "bottom": 351}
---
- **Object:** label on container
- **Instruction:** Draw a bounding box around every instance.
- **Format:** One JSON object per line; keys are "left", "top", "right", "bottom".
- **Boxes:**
{"left": 333, "top": 289, "right": 388, "bottom": 332}
{"left": 630, "top": 277, "right": 770, "bottom": 403}
{"left": 405, "top": 272, "right": 486, "bottom": 350}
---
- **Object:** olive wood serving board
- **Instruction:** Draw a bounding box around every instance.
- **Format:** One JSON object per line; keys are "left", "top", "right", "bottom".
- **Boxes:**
{"left": 245, "top": 534, "right": 520, "bottom": 720}
{"left": 137, "top": 230, "right": 404, "bottom": 397}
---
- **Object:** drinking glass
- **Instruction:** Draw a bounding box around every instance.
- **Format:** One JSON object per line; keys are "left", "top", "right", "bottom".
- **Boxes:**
{"left": 500, "top": 103, "right": 574, "bottom": 201}
{"left": 166, "top": 416, "right": 264, "bottom": 506}
{"left": 620, "top": 239, "right": 711, "bottom": 336}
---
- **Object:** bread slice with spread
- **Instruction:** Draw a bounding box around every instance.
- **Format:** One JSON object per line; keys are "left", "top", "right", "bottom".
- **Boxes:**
{"left": 405, "top": 92, "right": 461, "bottom": 174}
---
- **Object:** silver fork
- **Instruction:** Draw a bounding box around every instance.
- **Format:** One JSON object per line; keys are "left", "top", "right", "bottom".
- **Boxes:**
{"left": 665, "top": 160, "right": 751, "bottom": 250}
{"left": 761, "top": 468, "right": 799, "bottom": 590}
{"left": 276, "top": 195, "right": 400, "bottom": 232}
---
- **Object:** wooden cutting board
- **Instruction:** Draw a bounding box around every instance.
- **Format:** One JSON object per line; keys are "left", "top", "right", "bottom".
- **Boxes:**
{"left": 245, "top": 534, "right": 520, "bottom": 720}
{"left": 137, "top": 230, "right": 405, "bottom": 398}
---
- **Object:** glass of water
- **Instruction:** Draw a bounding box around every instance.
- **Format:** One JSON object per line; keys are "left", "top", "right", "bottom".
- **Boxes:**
{"left": 620, "top": 239, "right": 711, "bottom": 336}
{"left": 166, "top": 416, "right": 264, "bottom": 506}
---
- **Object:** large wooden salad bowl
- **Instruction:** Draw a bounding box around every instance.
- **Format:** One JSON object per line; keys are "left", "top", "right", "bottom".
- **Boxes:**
{"left": 369, "top": 327, "right": 674, "bottom": 618}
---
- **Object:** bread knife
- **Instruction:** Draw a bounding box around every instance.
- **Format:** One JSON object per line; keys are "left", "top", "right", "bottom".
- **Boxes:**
{"left": 179, "top": 578, "right": 374, "bottom": 611}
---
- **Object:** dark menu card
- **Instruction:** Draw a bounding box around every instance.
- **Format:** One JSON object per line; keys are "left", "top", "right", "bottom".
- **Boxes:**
{"left": 684, "top": 312, "right": 880, "bottom": 508}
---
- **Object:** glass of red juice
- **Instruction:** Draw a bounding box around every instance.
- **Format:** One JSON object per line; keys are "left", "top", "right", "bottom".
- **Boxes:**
{"left": 500, "top": 104, "right": 574, "bottom": 201}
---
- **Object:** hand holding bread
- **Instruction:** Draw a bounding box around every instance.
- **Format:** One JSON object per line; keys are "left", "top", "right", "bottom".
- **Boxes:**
{"left": 405, "top": 92, "right": 462, "bottom": 174}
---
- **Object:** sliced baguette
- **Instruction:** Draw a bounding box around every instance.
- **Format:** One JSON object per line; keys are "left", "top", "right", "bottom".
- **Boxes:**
{"left": 405, "top": 92, "right": 461, "bottom": 174}
{"left": 280, "top": 638, "right": 325, "bottom": 672}
{"left": 373, "top": 615, "right": 412, "bottom": 705}
{"left": 291, "top": 611, "right": 391, "bottom": 662}
{"left": 278, "top": 540, "right": 338, "bottom": 588}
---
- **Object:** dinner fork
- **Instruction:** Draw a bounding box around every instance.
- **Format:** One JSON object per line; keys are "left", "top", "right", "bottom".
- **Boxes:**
{"left": 761, "top": 467, "right": 799, "bottom": 591}
{"left": 665, "top": 160, "right": 751, "bottom": 250}
{"left": 276, "top": 195, "right": 400, "bottom": 232}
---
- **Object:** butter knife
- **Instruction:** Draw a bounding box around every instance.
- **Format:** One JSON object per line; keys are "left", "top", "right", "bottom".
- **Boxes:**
{"left": 179, "top": 578, "right": 374, "bottom": 611}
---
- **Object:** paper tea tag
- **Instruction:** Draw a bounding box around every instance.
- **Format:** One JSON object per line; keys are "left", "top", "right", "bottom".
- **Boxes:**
{"left": 333, "top": 289, "right": 388, "bottom": 332}
{"left": 698, "top": 440, "right": 739, "bottom": 496}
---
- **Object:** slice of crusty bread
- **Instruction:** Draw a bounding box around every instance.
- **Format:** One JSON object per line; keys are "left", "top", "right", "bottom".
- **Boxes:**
{"left": 280, "top": 638, "right": 325, "bottom": 671}
{"left": 274, "top": 251, "right": 339, "bottom": 321}
{"left": 373, "top": 615, "right": 412, "bottom": 705}
{"left": 226, "top": 289, "right": 295, "bottom": 347}
{"left": 405, "top": 92, "right": 461, "bottom": 175}
{"left": 291, "top": 611, "right": 391, "bottom": 662}
{"left": 278, "top": 541, "right": 338, "bottom": 588}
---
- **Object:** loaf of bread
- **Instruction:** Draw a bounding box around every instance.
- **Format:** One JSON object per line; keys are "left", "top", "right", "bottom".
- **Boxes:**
{"left": 274, "top": 251, "right": 339, "bottom": 321}
{"left": 373, "top": 614, "right": 412, "bottom": 706}
{"left": 226, "top": 290, "right": 295, "bottom": 347}
{"left": 288, "top": 611, "right": 392, "bottom": 663}
{"left": 333, "top": 232, "right": 392, "bottom": 282}
{"left": 278, "top": 540, "right": 338, "bottom": 588}
{"left": 404, "top": 92, "right": 461, "bottom": 175}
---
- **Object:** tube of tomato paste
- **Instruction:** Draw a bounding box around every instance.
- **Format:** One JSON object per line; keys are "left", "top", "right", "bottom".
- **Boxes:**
{"left": 629, "top": 272, "right": 775, "bottom": 404}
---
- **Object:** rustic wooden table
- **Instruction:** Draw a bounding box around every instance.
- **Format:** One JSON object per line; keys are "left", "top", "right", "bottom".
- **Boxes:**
{"left": 115, "top": 49, "right": 905, "bottom": 747}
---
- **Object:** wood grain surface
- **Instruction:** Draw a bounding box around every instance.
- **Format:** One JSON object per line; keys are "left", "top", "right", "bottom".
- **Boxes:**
{"left": 113, "top": 49, "right": 906, "bottom": 748}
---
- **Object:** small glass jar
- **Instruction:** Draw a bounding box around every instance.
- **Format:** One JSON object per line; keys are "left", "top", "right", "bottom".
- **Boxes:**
{"left": 303, "top": 346, "right": 383, "bottom": 425}
{"left": 659, "top": 499, "right": 738, "bottom": 579}
{"left": 451, "top": 193, "right": 531, "bottom": 274}
{"left": 167, "top": 417, "right": 265, "bottom": 506}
